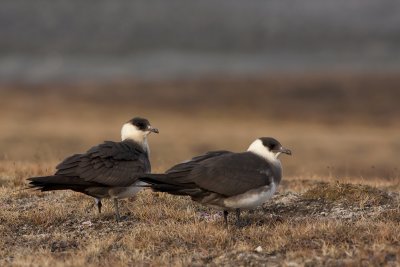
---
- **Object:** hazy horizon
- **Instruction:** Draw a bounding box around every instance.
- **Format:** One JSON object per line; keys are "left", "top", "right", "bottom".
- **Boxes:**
{"left": 1, "top": 0, "right": 400, "bottom": 82}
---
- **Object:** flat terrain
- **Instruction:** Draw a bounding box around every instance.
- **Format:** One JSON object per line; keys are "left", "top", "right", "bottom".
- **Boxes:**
{"left": 0, "top": 74, "right": 399, "bottom": 266}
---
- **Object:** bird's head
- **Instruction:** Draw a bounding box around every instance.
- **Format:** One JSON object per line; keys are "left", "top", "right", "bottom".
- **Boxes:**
{"left": 121, "top": 117, "right": 159, "bottom": 142}
{"left": 247, "top": 137, "right": 291, "bottom": 162}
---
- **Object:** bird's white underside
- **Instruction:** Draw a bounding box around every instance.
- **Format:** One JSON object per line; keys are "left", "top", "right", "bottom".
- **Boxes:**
{"left": 109, "top": 181, "right": 148, "bottom": 199}
{"left": 223, "top": 182, "right": 276, "bottom": 209}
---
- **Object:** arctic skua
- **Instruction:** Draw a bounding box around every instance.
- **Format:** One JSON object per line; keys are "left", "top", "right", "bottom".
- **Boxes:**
{"left": 28, "top": 117, "right": 158, "bottom": 221}
{"left": 139, "top": 137, "right": 291, "bottom": 226}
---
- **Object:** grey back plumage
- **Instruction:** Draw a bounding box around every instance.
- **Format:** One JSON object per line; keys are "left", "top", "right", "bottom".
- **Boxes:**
{"left": 190, "top": 152, "right": 278, "bottom": 197}
{"left": 27, "top": 139, "right": 151, "bottom": 195}
{"left": 140, "top": 150, "right": 281, "bottom": 197}
{"left": 54, "top": 139, "right": 150, "bottom": 187}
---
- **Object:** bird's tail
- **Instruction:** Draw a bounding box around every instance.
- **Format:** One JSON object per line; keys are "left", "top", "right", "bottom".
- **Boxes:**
{"left": 139, "top": 174, "right": 195, "bottom": 195}
{"left": 27, "top": 176, "right": 94, "bottom": 192}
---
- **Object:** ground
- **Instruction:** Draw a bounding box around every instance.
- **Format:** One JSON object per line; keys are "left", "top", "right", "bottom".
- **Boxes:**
{"left": 1, "top": 175, "right": 399, "bottom": 266}
{"left": 0, "top": 74, "right": 399, "bottom": 266}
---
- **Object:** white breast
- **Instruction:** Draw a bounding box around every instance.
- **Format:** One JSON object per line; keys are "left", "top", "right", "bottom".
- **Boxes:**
{"left": 110, "top": 181, "right": 148, "bottom": 199}
{"left": 223, "top": 182, "right": 276, "bottom": 210}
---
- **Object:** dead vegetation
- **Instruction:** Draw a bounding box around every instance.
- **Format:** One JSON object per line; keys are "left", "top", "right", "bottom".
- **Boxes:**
{"left": 1, "top": 177, "right": 399, "bottom": 266}
{"left": 303, "top": 182, "right": 393, "bottom": 207}
{"left": 0, "top": 75, "right": 400, "bottom": 266}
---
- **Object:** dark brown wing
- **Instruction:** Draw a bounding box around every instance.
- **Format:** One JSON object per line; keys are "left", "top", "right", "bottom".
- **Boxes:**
{"left": 138, "top": 150, "right": 233, "bottom": 194}
{"left": 166, "top": 150, "right": 232, "bottom": 173}
{"left": 55, "top": 140, "right": 150, "bottom": 187}
{"left": 158, "top": 150, "right": 232, "bottom": 185}
{"left": 190, "top": 152, "right": 277, "bottom": 196}
{"left": 140, "top": 151, "right": 278, "bottom": 198}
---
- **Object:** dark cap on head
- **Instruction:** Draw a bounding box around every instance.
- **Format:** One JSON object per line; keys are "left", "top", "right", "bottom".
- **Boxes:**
{"left": 129, "top": 117, "right": 150, "bottom": 130}
{"left": 259, "top": 137, "right": 291, "bottom": 155}
{"left": 128, "top": 117, "right": 159, "bottom": 133}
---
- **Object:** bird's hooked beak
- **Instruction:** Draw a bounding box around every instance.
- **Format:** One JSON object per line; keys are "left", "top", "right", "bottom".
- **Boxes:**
{"left": 148, "top": 126, "right": 159, "bottom": 134}
{"left": 278, "top": 147, "right": 292, "bottom": 155}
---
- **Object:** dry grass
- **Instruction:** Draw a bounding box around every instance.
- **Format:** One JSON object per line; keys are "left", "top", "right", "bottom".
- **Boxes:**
{"left": 1, "top": 176, "right": 399, "bottom": 266}
{"left": 303, "top": 182, "right": 392, "bottom": 207}
{"left": 0, "top": 74, "right": 400, "bottom": 266}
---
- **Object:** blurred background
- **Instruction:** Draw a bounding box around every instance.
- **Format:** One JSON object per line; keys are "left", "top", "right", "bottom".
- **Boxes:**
{"left": 1, "top": 0, "right": 400, "bottom": 179}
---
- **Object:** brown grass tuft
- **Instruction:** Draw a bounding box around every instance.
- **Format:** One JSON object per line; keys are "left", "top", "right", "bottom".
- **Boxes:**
{"left": 302, "top": 182, "right": 392, "bottom": 207}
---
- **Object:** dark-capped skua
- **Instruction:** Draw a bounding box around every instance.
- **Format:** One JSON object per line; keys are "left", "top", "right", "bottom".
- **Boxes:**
{"left": 139, "top": 137, "right": 291, "bottom": 226}
{"left": 28, "top": 117, "right": 158, "bottom": 221}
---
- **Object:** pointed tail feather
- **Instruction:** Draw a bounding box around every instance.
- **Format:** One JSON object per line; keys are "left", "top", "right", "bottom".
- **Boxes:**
{"left": 139, "top": 174, "right": 198, "bottom": 196}
{"left": 27, "top": 175, "right": 96, "bottom": 192}
{"left": 139, "top": 174, "right": 172, "bottom": 185}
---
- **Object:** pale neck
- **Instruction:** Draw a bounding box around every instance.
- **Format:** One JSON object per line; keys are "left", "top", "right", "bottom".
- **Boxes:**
{"left": 247, "top": 139, "right": 280, "bottom": 166}
{"left": 121, "top": 123, "right": 149, "bottom": 154}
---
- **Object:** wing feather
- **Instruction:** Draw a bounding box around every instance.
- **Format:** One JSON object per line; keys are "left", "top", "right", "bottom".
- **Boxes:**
{"left": 190, "top": 152, "right": 276, "bottom": 196}
{"left": 141, "top": 151, "right": 276, "bottom": 198}
{"left": 55, "top": 140, "right": 150, "bottom": 186}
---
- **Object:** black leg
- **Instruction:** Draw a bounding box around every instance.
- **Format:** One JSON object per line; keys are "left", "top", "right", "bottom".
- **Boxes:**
{"left": 96, "top": 199, "right": 102, "bottom": 214}
{"left": 235, "top": 209, "right": 241, "bottom": 225}
{"left": 223, "top": 210, "right": 229, "bottom": 227}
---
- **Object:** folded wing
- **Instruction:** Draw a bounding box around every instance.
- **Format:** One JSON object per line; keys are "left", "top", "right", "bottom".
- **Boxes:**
{"left": 53, "top": 140, "right": 150, "bottom": 187}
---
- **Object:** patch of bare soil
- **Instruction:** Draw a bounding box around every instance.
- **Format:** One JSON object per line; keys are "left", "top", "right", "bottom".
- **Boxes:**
{"left": 264, "top": 182, "right": 398, "bottom": 222}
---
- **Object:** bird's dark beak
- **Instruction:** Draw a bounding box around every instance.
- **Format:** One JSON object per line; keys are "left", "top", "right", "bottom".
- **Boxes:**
{"left": 148, "top": 126, "right": 159, "bottom": 134}
{"left": 279, "top": 147, "right": 292, "bottom": 155}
